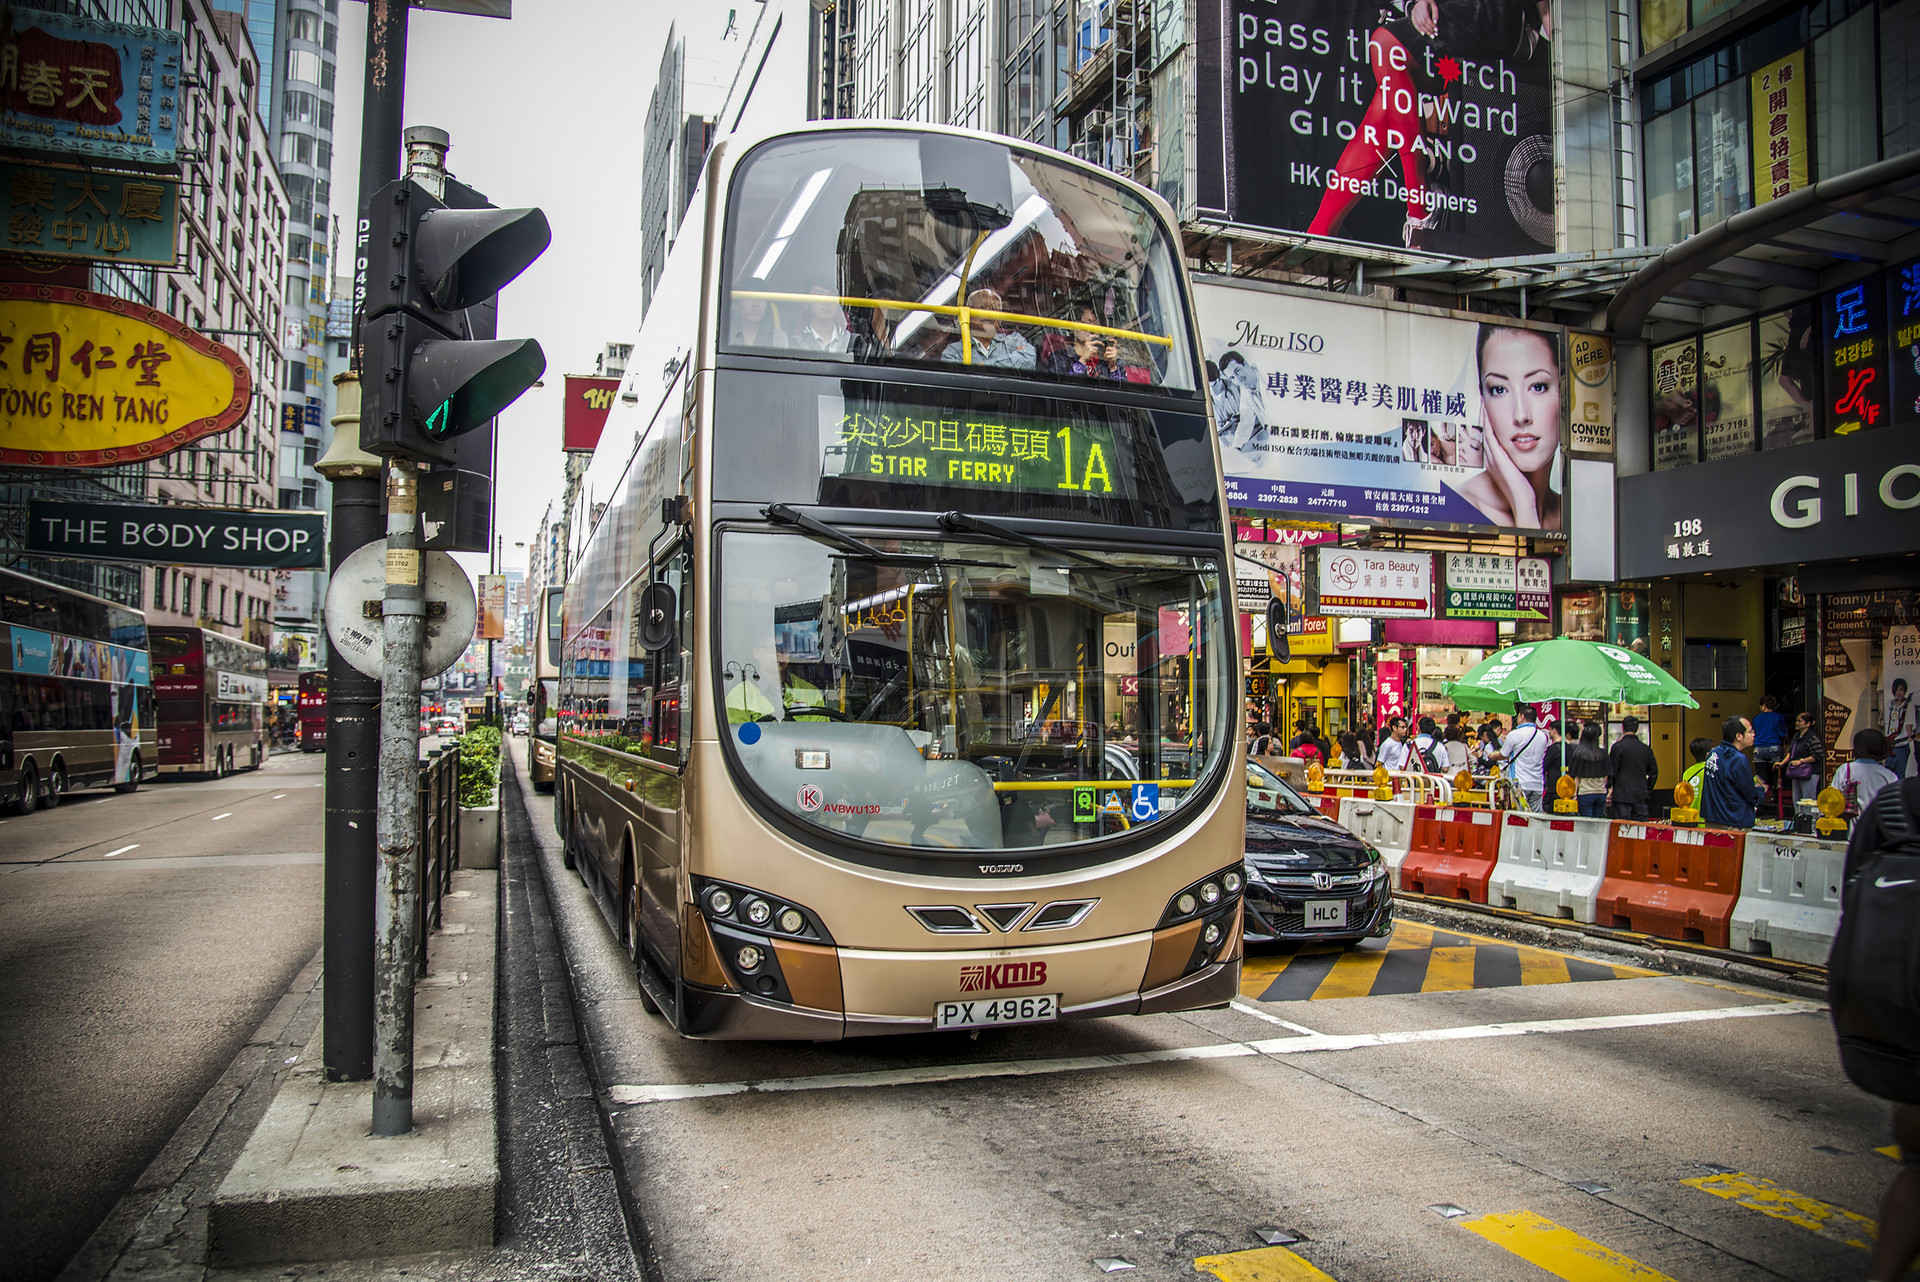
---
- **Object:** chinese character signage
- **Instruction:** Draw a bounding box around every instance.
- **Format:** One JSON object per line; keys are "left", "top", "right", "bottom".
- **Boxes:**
{"left": 1441, "top": 553, "right": 1550, "bottom": 620}
{"left": 1700, "top": 322, "right": 1755, "bottom": 459}
{"left": 1, "top": 11, "right": 181, "bottom": 165}
{"left": 1234, "top": 540, "right": 1336, "bottom": 655}
{"left": 1651, "top": 337, "right": 1698, "bottom": 469}
{"left": 1750, "top": 50, "right": 1807, "bottom": 206}
{"left": 1196, "top": 282, "right": 1568, "bottom": 534}
{"left": 1567, "top": 332, "right": 1613, "bottom": 457}
{"left": 1890, "top": 260, "right": 1920, "bottom": 430}
{"left": 819, "top": 394, "right": 1126, "bottom": 498}
{"left": 1311, "top": 548, "right": 1433, "bottom": 618}
{"left": 1825, "top": 274, "right": 1886, "bottom": 436}
{"left": 562, "top": 375, "right": 619, "bottom": 452}
{"left": 0, "top": 285, "right": 250, "bottom": 467}
{"left": 1194, "top": 0, "right": 1556, "bottom": 258}
{"left": 280, "top": 402, "right": 304, "bottom": 434}
{"left": 1, "top": 162, "right": 175, "bottom": 264}
{"left": 1374, "top": 659, "right": 1407, "bottom": 729}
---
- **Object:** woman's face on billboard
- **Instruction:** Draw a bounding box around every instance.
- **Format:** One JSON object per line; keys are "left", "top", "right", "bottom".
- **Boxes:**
{"left": 1480, "top": 328, "right": 1560, "bottom": 473}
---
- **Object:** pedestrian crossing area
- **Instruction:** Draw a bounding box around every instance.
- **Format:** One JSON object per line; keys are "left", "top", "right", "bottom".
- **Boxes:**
{"left": 1183, "top": 1160, "right": 1892, "bottom": 1281}
{"left": 1239, "top": 921, "right": 1654, "bottom": 1003}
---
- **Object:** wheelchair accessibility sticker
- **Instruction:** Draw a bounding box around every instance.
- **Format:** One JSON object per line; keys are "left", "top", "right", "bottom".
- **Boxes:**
{"left": 1130, "top": 783, "right": 1159, "bottom": 823}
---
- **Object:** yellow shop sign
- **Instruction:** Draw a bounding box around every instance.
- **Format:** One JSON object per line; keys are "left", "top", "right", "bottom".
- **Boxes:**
{"left": 0, "top": 285, "right": 249, "bottom": 467}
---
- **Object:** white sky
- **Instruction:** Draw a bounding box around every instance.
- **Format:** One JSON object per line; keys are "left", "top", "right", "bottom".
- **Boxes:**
{"left": 330, "top": 0, "right": 675, "bottom": 584}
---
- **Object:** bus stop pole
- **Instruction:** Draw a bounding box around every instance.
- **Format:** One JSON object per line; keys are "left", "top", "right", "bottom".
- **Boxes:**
{"left": 372, "top": 459, "right": 424, "bottom": 1136}
{"left": 323, "top": 0, "right": 408, "bottom": 1082}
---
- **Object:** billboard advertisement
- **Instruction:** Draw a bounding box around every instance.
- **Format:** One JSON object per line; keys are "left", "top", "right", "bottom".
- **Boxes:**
{"left": 563, "top": 375, "right": 620, "bottom": 452}
{"left": 0, "top": 10, "right": 182, "bottom": 165}
{"left": 1194, "top": 0, "right": 1555, "bottom": 256}
{"left": 0, "top": 285, "right": 250, "bottom": 467}
{"left": 0, "top": 162, "right": 177, "bottom": 264}
{"left": 1310, "top": 548, "right": 1434, "bottom": 618}
{"left": 1197, "top": 280, "right": 1567, "bottom": 533}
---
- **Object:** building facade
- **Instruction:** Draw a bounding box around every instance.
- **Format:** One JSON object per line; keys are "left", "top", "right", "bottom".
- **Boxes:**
{"left": 639, "top": 14, "right": 740, "bottom": 317}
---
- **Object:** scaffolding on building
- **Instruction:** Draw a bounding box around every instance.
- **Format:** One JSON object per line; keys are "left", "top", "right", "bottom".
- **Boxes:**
{"left": 1060, "top": 0, "right": 1152, "bottom": 185}
{"left": 817, "top": 0, "right": 858, "bottom": 120}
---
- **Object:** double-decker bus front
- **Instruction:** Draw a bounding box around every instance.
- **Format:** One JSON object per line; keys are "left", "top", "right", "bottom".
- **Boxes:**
{"left": 297, "top": 672, "right": 327, "bottom": 751}
{"left": 152, "top": 628, "right": 268, "bottom": 776}
{"left": 558, "top": 125, "right": 1241, "bottom": 1039}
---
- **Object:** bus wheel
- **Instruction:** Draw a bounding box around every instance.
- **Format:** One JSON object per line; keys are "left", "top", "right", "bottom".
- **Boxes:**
{"left": 115, "top": 755, "right": 141, "bottom": 794}
{"left": 13, "top": 765, "right": 36, "bottom": 816}
{"left": 624, "top": 866, "right": 659, "bottom": 1015}
{"left": 44, "top": 762, "right": 65, "bottom": 808}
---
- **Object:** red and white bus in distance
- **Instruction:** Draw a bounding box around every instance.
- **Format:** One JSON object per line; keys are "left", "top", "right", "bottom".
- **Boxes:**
{"left": 151, "top": 627, "right": 268, "bottom": 777}
{"left": 297, "top": 672, "right": 326, "bottom": 751}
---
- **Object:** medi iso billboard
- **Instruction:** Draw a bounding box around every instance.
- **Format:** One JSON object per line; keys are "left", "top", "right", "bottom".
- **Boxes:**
{"left": 1194, "top": 0, "right": 1556, "bottom": 255}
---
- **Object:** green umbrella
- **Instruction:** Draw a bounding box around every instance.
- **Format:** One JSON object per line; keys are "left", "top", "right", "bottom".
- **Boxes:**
{"left": 1442, "top": 638, "right": 1699, "bottom": 710}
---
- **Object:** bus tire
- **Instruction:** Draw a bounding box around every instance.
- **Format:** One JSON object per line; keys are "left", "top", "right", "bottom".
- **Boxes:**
{"left": 624, "top": 859, "right": 659, "bottom": 1016}
{"left": 560, "top": 797, "right": 575, "bottom": 870}
{"left": 115, "top": 754, "right": 141, "bottom": 794}
{"left": 44, "top": 761, "right": 65, "bottom": 808}
{"left": 13, "top": 764, "right": 37, "bottom": 816}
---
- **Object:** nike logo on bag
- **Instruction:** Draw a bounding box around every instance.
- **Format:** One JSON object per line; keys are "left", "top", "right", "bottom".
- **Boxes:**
{"left": 1876, "top": 877, "right": 1917, "bottom": 888}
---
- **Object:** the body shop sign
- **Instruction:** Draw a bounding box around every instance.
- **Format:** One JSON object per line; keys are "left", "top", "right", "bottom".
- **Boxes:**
{"left": 1312, "top": 549, "right": 1433, "bottom": 618}
{"left": 1442, "top": 553, "right": 1550, "bottom": 620}
{"left": 0, "top": 286, "right": 249, "bottom": 466}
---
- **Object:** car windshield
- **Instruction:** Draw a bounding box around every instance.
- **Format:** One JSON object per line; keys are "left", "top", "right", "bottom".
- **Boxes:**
{"left": 717, "top": 529, "right": 1229, "bottom": 852}
{"left": 721, "top": 131, "right": 1195, "bottom": 392}
{"left": 1247, "top": 762, "right": 1319, "bottom": 815}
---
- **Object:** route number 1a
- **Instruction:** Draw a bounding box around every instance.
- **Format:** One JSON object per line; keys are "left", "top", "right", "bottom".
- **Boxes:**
{"left": 1055, "top": 427, "right": 1114, "bottom": 494}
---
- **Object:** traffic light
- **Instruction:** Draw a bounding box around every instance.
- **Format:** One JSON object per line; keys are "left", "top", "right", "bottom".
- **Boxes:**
{"left": 358, "top": 178, "right": 551, "bottom": 463}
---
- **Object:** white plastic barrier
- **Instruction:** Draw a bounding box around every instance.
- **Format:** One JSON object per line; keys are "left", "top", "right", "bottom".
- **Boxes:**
{"left": 1337, "top": 797, "right": 1416, "bottom": 888}
{"left": 1486, "top": 812, "right": 1613, "bottom": 923}
{"left": 1729, "top": 830, "right": 1849, "bottom": 965}
{"left": 1319, "top": 769, "right": 1455, "bottom": 807}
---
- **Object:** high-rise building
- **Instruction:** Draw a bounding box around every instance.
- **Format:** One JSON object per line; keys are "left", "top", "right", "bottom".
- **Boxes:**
{"left": 639, "top": 13, "right": 741, "bottom": 317}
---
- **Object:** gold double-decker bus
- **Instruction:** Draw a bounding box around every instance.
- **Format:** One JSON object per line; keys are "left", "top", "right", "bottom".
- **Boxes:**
{"left": 556, "top": 123, "right": 1243, "bottom": 1039}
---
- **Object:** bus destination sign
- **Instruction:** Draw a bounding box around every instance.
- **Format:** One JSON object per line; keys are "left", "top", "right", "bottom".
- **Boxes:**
{"left": 820, "top": 396, "right": 1122, "bottom": 496}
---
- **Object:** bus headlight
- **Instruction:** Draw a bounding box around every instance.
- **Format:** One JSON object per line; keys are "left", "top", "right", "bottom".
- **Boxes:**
{"left": 1201, "top": 881, "right": 1222, "bottom": 906}
{"left": 1222, "top": 871, "right": 1243, "bottom": 894}
{"left": 1202, "top": 923, "right": 1222, "bottom": 945}
{"left": 691, "top": 877, "right": 831, "bottom": 944}
{"left": 707, "top": 888, "right": 735, "bottom": 917}
{"left": 1160, "top": 864, "right": 1246, "bottom": 927}
{"left": 735, "top": 945, "right": 764, "bottom": 972}
{"left": 1176, "top": 893, "right": 1198, "bottom": 916}
{"left": 744, "top": 897, "right": 773, "bottom": 926}
{"left": 777, "top": 907, "right": 805, "bottom": 934}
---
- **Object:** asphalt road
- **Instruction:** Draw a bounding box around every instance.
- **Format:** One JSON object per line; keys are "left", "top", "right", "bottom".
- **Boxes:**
{"left": 516, "top": 760, "right": 1896, "bottom": 1282}
{"left": 0, "top": 752, "right": 325, "bottom": 1282}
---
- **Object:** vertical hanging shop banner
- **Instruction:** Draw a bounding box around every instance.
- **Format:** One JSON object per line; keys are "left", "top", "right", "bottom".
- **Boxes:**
{"left": 0, "top": 11, "right": 181, "bottom": 165}
{"left": 562, "top": 376, "right": 620, "bottom": 452}
{"left": 477, "top": 575, "right": 506, "bottom": 641}
{"left": 1375, "top": 660, "right": 1407, "bottom": 728}
{"left": 1567, "top": 332, "right": 1614, "bottom": 456}
{"left": 1750, "top": 50, "right": 1808, "bottom": 206}
{"left": 1197, "top": 281, "right": 1568, "bottom": 534}
{"left": 1194, "top": 0, "right": 1556, "bottom": 257}
{"left": 1825, "top": 274, "right": 1888, "bottom": 436}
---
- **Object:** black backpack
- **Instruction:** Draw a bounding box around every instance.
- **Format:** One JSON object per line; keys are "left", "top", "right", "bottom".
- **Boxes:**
{"left": 1415, "top": 736, "right": 1447, "bottom": 775}
{"left": 1828, "top": 777, "right": 1920, "bottom": 1104}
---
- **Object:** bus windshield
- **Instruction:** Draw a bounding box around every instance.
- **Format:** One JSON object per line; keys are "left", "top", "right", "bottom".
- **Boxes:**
{"left": 721, "top": 131, "right": 1196, "bottom": 393}
{"left": 714, "top": 529, "right": 1229, "bottom": 852}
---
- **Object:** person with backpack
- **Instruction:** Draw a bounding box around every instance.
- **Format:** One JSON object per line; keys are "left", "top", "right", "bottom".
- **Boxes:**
{"left": 1607, "top": 716, "right": 1659, "bottom": 820}
{"left": 1827, "top": 776, "right": 1920, "bottom": 1281}
{"left": 1413, "top": 716, "right": 1447, "bottom": 774}
{"left": 1833, "top": 727, "right": 1900, "bottom": 820}
{"left": 1496, "top": 705, "right": 1550, "bottom": 812}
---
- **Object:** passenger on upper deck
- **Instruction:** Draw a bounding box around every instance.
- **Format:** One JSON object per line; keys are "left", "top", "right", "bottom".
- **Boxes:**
{"left": 789, "top": 285, "right": 854, "bottom": 354}
{"left": 1044, "top": 302, "right": 1147, "bottom": 383}
{"left": 940, "top": 288, "right": 1036, "bottom": 369}
{"left": 728, "top": 292, "right": 789, "bottom": 348}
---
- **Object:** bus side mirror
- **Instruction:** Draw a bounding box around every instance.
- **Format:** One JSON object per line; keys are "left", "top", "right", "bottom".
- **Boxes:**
{"left": 638, "top": 582, "right": 677, "bottom": 652}
{"left": 1267, "top": 597, "right": 1290, "bottom": 664}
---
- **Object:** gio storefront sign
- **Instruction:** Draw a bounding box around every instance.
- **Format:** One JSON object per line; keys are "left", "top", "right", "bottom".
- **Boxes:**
{"left": 27, "top": 501, "right": 326, "bottom": 569}
{"left": 1617, "top": 429, "right": 1920, "bottom": 578}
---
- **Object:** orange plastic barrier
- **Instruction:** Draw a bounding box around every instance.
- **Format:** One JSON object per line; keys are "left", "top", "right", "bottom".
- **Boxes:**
{"left": 1595, "top": 822, "right": 1746, "bottom": 948}
{"left": 1317, "top": 794, "right": 1342, "bottom": 820}
{"left": 1399, "top": 806, "right": 1502, "bottom": 902}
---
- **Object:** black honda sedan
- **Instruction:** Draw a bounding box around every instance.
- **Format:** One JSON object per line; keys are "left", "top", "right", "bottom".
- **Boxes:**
{"left": 1242, "top": 762, "right": 1394, "bottom": 946}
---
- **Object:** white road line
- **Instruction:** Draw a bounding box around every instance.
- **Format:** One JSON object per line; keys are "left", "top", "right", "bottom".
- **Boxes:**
{"left": 272, "top": 794, "right": 287, "bottom": 799}
{"left": 1231, "top": 1000, "right": 1320, "bottom": 1035}
{"left": 103, "top": 844, "right": 140, "bottom": 858}
{"left": 211, "top": 812, "right": 233, "bottom": 821}
{"left": 605, "top": 1000, "right": 1825, "bottom": 1106}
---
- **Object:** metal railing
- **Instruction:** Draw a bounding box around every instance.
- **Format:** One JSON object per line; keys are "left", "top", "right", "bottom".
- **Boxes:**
{"left": 414, "top": 744, "right": 461, "bottom": 977}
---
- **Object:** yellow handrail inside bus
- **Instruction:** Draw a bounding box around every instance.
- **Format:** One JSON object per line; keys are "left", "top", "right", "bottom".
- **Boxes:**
{"left": 990, "top": 779, "right": 1198, "bottom": 791}
{"left": 730, "top": 290, "right": 1175, "bottom": 347}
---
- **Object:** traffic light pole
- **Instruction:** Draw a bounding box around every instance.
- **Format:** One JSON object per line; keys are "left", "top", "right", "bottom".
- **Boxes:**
{"left": 372, "top": 459, "right": 424, "bottom": 1136}
{"left": 323, "top": 0, "right": 409, "bottom": 1083}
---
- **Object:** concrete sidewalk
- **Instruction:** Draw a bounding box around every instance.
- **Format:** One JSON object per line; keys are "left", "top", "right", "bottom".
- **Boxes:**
{"left": 59, "top": 748, "right": 641, "bottom": 1281}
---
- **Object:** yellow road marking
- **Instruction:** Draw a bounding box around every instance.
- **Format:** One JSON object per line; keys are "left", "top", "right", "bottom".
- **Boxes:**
{"left": 1460, "top": 1210, "right": 1676, "bottom": 1280}
{"left": 1421, "top": 945, "right": 1478, "bottom": 992}
{"left": 1610, "top": 963, "right": 1654, "bottom": 978}
{"left": 1681, "top": 1172, "right": 1878, "bottom": 1250}
{"left": 1877, "top": 1145, "right": 1902, "bottom": 1161}
{"left": 1241, "top": 955, "right": 1292, "bottom": 997}
{"left": 1194, "top": 1245, "right": 1339, "bottom": 1281}
{"left": 1387, "top": 921, "right": 1435, "bottom": 950}
{"left": 1518, "top": 948, "right": 1571, "bottom": 985}
{"left": 1312, "top": 949, "right": 1389, "bottom": 1000}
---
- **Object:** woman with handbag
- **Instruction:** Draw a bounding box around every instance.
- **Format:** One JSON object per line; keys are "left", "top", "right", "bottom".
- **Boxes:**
{"left": 1784, "top": 711, "right": 1824, "bottom": 807}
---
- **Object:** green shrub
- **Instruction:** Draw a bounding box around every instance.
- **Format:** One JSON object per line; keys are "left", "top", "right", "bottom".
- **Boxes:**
{"left": 455, "top": 726, "right": 502, "bottom": 808}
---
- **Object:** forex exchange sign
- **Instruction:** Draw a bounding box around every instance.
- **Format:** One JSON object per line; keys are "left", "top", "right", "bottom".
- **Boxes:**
{"left": 27, "top": 501, "right": 325, "bottom": 569}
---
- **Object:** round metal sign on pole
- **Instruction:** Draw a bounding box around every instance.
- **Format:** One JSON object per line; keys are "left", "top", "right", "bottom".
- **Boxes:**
{"left": 323, "top": 542, "right": 477, "bottom": 680}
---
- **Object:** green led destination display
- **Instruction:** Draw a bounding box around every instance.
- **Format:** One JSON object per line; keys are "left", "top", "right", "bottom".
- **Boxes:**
{"left": 820, "top": 395, "right": 1121, "bottom": 496}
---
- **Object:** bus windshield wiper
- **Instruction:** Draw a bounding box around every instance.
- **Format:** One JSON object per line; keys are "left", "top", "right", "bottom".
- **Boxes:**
{"left": 937, "top": 512, "right": 1119, "bottom": 568}
{"left": 762, "top": 505, "right": 940, "bottom": 565}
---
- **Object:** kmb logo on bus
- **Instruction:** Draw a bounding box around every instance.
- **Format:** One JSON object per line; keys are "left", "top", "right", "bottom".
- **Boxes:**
{"left": 958, "top": 961, "right": 1048, "bottom": 992}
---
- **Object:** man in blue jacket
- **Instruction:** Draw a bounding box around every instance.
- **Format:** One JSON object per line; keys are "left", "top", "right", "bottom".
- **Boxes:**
{"left": 1701, "top": 714, "right": 1764, "bottom": 829}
